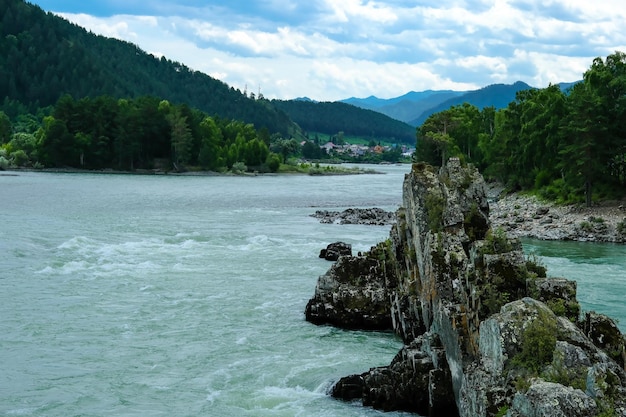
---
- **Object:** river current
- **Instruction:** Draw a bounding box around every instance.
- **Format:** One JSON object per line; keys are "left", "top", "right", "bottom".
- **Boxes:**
{"left": 1, "top": 165, "right": 624, "bottom": 417}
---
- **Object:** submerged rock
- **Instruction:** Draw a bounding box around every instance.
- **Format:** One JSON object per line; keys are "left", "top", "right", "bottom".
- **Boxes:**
{"left": 305, "top": 159, "right": 626, "bottom": 416}
{"left": 311, "top": 207, "right": 396, "bottom": 226}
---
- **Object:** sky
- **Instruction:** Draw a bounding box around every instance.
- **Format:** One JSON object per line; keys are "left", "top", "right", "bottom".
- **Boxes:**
{"left": 28, "top": 0, "right": 626, "bottom": 102}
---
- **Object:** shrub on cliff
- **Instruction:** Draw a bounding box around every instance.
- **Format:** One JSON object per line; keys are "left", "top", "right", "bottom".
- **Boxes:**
{"left": 482, "top": 227, "right": 513, "bottom": 254}
{"left": 512, "top": 310, "right": 557, "bottom": 374}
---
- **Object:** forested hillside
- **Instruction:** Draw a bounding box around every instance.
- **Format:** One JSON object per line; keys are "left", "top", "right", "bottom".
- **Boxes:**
{"left": 414, "top": 52, "right": 626, "bottom": 206}
{"left": 271, "top": 99, "right": 416, "bottom": 144}
{"left": 0, "top": 0, "right": 296, "bottom": 136}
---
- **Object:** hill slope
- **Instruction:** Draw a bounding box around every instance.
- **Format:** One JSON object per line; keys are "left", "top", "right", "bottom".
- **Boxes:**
{"left": 0, "top": 0, "right": 296, "bottom": 135}
{"left": 272, "top": 100, "right": 416, "bottom": 144}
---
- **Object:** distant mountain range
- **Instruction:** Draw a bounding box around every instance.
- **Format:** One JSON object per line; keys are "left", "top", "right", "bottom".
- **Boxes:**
{"left": 341, "top": 81, "right": 579, "bottom": 126}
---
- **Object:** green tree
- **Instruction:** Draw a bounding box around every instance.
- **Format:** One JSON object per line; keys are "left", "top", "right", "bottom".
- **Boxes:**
{"left": 243, "top": 138, "right": 269, "bottom": 167}
{"left": 561, "top": 82, "right": 608, "bottom": 206}
{"left": 416, "top": 109, "right": 462, "bottom": 166}
{"left": 38, "top": 115, "right": 75, "bottom": 166}
{"left": 114, "top": 98, "right": 140, "bottom": 170}
{"left": 9, "top": 132, "right": 38, "bottom": 158}
{"left": 0, "top": 111, "right": 12, "bottom": 143}
{"left": 167, "top": 107, "right": 193, "bottom": 168}
{"left": 584, "top": 52, "right": 626, "bottom": 188}
{"left": 270, "top": 138, "right": 300, "bottom": 161}
{"left": 302, "top": 140, "right": 324, "bottom": 159}
{"left": 266, "top": 152, "right": 281, "bottom": 172}
{"left": 198, "top": 116, "right": 222, "bottom": 170}
{"left": 479, "top": 109, "right": 512, "bottom": 182}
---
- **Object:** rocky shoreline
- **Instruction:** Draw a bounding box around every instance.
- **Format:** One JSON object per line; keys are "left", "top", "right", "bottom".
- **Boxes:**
{"left": 489, "top": 186, "right": 626, "bottom": 243}
{"left": 305, "top": 161, "right": 626, "bottom": 417}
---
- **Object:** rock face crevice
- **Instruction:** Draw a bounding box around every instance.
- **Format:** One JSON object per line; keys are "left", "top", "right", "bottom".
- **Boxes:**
{"left": 305, "top": 160, "right": 626, "bottom": 416}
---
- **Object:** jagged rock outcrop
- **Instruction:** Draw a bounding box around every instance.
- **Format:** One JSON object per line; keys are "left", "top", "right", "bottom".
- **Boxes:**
{"left": 462, "top": 297, "right": 626, "bottom": 416}
{"left": 319, "top": 241, "right": 352, "bottom": 261}
{"left": 305, "top": 159, "right": 626, "bottom": 416}
{"left": 305, "top": 241, "right": 396, "bottom": 330}
{"left": 332, "top": 333, "right": 458, "bottom": 415}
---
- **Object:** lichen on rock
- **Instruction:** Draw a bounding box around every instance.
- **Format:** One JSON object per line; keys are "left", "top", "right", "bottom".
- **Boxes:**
{"left": 305, "top": 159, "right": 626, "bottom": 416}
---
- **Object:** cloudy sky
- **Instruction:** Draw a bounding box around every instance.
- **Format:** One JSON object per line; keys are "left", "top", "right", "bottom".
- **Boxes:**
{"left": 29, "top": 0, "right": 626, "bottom": 101}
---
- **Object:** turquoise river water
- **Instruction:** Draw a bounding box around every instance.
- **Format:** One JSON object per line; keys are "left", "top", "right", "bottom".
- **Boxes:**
{"left": 1, "top": 165, "right": 624, "bottom": 417}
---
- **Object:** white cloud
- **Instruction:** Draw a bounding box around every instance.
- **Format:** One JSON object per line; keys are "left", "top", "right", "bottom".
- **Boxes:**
{"left": 47, "top": 0, "right": 626, "bottom": 101}
{"left": 324, "top": 0, "right": 398, "bottom": 24}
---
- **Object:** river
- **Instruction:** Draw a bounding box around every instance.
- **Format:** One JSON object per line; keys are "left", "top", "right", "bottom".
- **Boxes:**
{"left": 1, "top": 165, "right": 624, "bottom": 416}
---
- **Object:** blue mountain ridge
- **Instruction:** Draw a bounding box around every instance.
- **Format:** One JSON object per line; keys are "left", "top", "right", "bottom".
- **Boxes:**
{"left": 340, "top": 81, "right": 579, "bottom": 127}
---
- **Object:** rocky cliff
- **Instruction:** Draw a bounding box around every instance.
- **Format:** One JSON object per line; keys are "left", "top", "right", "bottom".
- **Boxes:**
{"left": 305, "top": 159, "right": 626, "bottom": 417}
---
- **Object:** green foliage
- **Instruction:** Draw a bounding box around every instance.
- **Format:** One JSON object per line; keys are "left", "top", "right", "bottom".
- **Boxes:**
{"left": 0, "top": 111, "right": 11, "bottom": 143}
{"left": 464, "top": 202, "right": 488, "bottom": 241}
{"left": 534, "top": 169, "right": 552, "bottom": 189}
{"left": 578, "top": 217, "right": 609, "bottom": 234}
{"left": 167, "top": 108, "right": 193, "bottom": 167}
{"left": 270, "top": 138, "right": 301, "bottom": 161}
{"left": 514, "top": 375, "right": 532, "bottom": 392}
{"left": 481, "top": 284, "right": 510, "bottom": 317}
{"left": 542, "top": 350, "right": 587, "bottom": 390}
{"left": 545, "top": 299, "right": 567, "bottom": 317}
{"left": 0, "top": 94, "right": 281, "bottom": 172}
{"left": 231, "top": 161, "right": 247, "bottom": 174}
{"left": 0, "top": 0, "right": 298, "bottom": 136}
{"left": 495, "top": 406, "right": 510, "bottom": 417}
{"left": 301, "top": 140, "right": 325, "bottom": 159}
{"left": 0, "top": 155, "right": 9, "bottom": 169}
{"left": 10, "top": 149, "right": 28, "bottom": 166}
{"left": 596, "top": 404, "right": 618, "bottom": 417}
{"left": 272, "top": 100, "right": 415, "bottom": 144}
{"left": 424, "top": 192, "right": 445, "bottom": 232}
{"left": 525, "top": 254, "right": 547, "bottom": 278}
{"left": 416, "top": 103, "right": 487, "bottom": 167}
{"left": 482, "top": 228, "right": 513, "bottom": 254}
{"left": 266, "top": 153, "right": 281, "bottom": 173}
{"left": 512, "top": 311, "right": 557, "bottom": 373}
{"left": 9, "top": 132, "right": 37, "bottom": 156}
{"left": 617, "top": 219, "right": 626, "bottom": 235}
{"left": 198, "top": 116, "right": 222, "bottom": 170}
{"left": 417, "top": 52, "right": 626, "bottom": 205}
{"left": 537, "top": 178, "right": 583, "bottom": 205}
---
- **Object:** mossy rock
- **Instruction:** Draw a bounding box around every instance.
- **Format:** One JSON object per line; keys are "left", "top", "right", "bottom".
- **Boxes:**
{"left": 530, "top": 278, "right": 580, "bottom": 322}
{"left": 582, "top": 312, "right": 625, "bottom": 368}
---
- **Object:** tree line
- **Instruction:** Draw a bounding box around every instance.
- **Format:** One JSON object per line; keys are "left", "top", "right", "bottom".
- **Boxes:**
{"left": 415, "top": 51, "right": 626, "bottom": 206}
{"left": 0, "top": 95, "right": 281, "bottom": 172}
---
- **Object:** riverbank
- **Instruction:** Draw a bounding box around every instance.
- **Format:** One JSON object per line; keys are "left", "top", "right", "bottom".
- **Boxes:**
{"left": 488, "top": 185, "right": 626, "bottom": 243}
{"left": 1, "top": 162, "right": 386, "bottom": 177}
